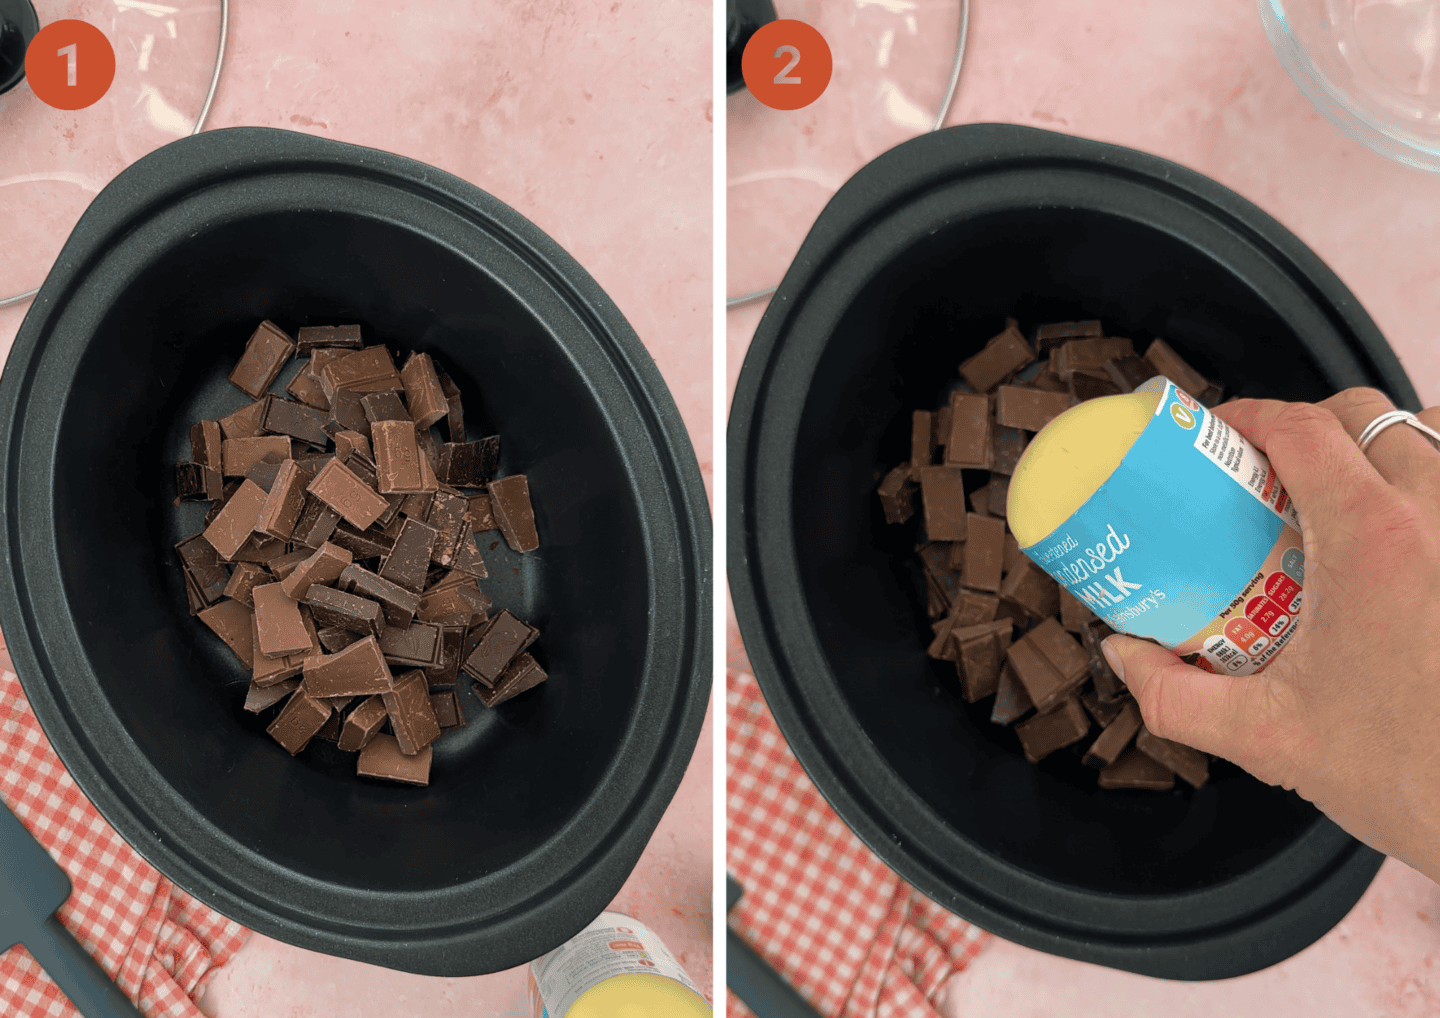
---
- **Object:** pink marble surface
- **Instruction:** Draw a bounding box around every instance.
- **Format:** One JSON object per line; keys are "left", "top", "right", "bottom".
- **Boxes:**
{"left": 0, "top": 0, "right": 713, "bottom": 1012}
{"left": 726, "top": 0, "right": 1440, "bottom": 1012}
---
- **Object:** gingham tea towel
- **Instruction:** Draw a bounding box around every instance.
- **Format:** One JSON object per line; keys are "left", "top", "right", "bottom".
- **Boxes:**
{"left": 0, "top": 646, "right": 248, "bottom": 1018}
{"left": 727, "top": 670, "right": 990, "bottom": 1018}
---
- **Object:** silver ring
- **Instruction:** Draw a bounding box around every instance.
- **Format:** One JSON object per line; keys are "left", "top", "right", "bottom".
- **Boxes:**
{"left": 1357, "top": 409, "right": 1440, "bottom": 454}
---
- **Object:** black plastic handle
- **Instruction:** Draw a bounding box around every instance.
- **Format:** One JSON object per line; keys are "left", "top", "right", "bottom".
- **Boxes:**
{"left": 727, "top": 927, "right": 825, "bottom": 1018}
{"left": 23, "top": 915, "right": 146, "bottom": 1018}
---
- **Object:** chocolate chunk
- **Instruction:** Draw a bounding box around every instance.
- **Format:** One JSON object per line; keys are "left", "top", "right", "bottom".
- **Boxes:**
{"left": 400, "top": 352, "right": 450, "bottom": 429}
{"left": 230, "top": 320, "right": 295, "bottom": 399}
{"left": 318, "top": 625, "right": 363, "bottom": 653}
{"left": 1135, "top": 728, "right": 1210, "bottom": 788}
{"left": 244, "top": 457, "right": 286, "bottom": 492}
{"left": 255, "top": 460, "right": 310, "bottom": 541}
{"left": 1051, "top": 336, "right": 1134, "bottom": 381}
{"left": 203, "top": 479, "right": 270, "bottom": 559}
{"left": 990, "top": 661, "right": 1034, "bottom": 724}
{"left": 379, "top": 622, "right": 442, "bottom": 667}
{"left": 474, "top": 652, "right": 547, "bottom": 707}
{"left": 263, "top": 398, "right": 331, "bottom": 447}
{"left": 191, "top": 420, "right": 224, "bottom": 470}
{"left": 1069, "top": 371, "right": 1123, "bottom": 402}
{"left": 267, "top": 548, "right": 313, "bottom": 581}
{"left": 309, "top": 347, "right": 353, "bottom": 381}
{"left": 382, "top": 670, "right": 441, "bottom": 755}
{"left": 944, "top": 392, "right": 992, "bottom": 469}
{"left": 361, "top": 391, "right": 410, "bottom": 425}
{"left": 231, "top": 534, "right": 288, "bottom": 564}
{"left": 1098, "top": 747, "right": 1174, "bottom": 790}
{"left": 333, "top": 430, "right": 372, "bottom": 464}
{"left": 956, "top": 627, "right": 1006, "bottom": 702}
{"left": 424, "top": 625, "right": 467, "bottom": 687}
{"left": 424, "top": 490, "right": 470, "bottom": 564}
{"left": 988, "top": 424, "right": 1028, "bottom": 477}
{"left": 370, "top": 419, "right": 432, "bottom": 494}
{"left": 243, "top": 678, "right": 298, "bottom": 713}
{"left": 279, "top": 541, "right": 353, "bottom": 600}
{"left": 1024, "top": 617, "right": 1091, "bottom": 706}
{"left": 319, "top": 346, "right": 401, "bottom": 400}
{"left": 302, "top": 635, "right": 393, "bottom": 697}
{"left": 959, "top": 318, "right": 1036, "bottom": 394}
{"left": 327, "top": 388, "right": 371, "bottom": 438}
{"left": 909, "top": 410, "right": 935, "bottom": 480}
{"left": 997, "top": 557, "right": 1059, "bottom": 620}
{"left": 449, "top": 528, "right": 489, "bottom": 579}
{"left": 291, "top": 495, "right": 343, "bottom": 549}
{"left": 985, "top": 475, "right": 1009, "bottom": 517}
{"left": 198, "top": 599, "right": 255, "bottom": 668}
{"left": 960, "top": 514, "right": 1006, "bottom": 593}
{"left": 305, "top": 585, "right": 385, "bottom": 638}
{"left": 1032, "top": 369, "right": 1067, "bottom": 393}
{"left": 918, "top": 466, "right": 967, "bottom": 542}
{"left": 437, "top": 368, "right": 465, "bottom": 442}
{"left": 1080, "top": 621, "right": 1125, "bottom": 699}
{"left": 266, "top": 688, "right": 331, "bottom": 755}
{"left": 1004, "top": 636, "right": 1070, "bottom": 713}
{"left": 1081, "top": 690, "right": 1128, "bottom": 728}
{"left": 462, "top": 494, "right": 494, "bottom": 534}
{"left": 1083, "top": 700, "right": 1142, "bottom": 767}
{"left": 462, "top": 609, "right": 539, "bottom": 685}
{"left": 338, "top": 564, "right": 420, "bottom": 627}
{"left": 175, "top": 533, "right": 230, "bottom": 606}
{"left": 223, "top": 561, "right": 269, "bottom": 607}
{"left": 337, "top": 694, "right": 388, "bottom": 752}
{"left": 356, "top": 733, "right": 431, "bottom": 785}
{"left": 1197, "top": 379, "right": 1226, "bottom": 409}
{"left": 401, "top": 491, "right": 436, "bottom": 521}
{"left": 307, "top": 458, "right": 391, "bottom": 529}
{"left": 1034, "top": 320, "right": 1103, "bottom": 355}
{"left": 418, "top": 573, "right": 490, "bottom": 622}
{"left": 876, "top": 464, "right": 916, "bottom": 525}
{"left": 487, "top": 475, "right": 539, "bottom": 552}
{"left": 437, "top": 437, "right": 500, "bottom": 487}
{"left": 1059, "top": 588, "right": 1098, "bottom": 633}
{"left": 1103, "top": 354, "right": 1156, "bottom": 393}
{"left": 295, "top": 324, "right": 363, "bottom": 353}
{"left": 328, "top": 522, "right": 395, "bottom": 561}
{"left": 285, "top": 365, "right": 331, "bottom": 410}
{"left": 430, "top": 690, "right": 466, "bottom": 728}
{"left": 994, "top": 386, "right": 1073, "bottom": 432}
{"left": 253, "top": 583, "right": 312, "bottom": 658}
{"left": 176, "top": 462, "right": 224, "bottom": 502}
{"left": 378, "top": 517, "right": 438, "bottom": 592}
{"left": 222, "top": 435, "right": 292, "bottom": 478}
{"left": 219, "top": 397, "right": 272, "bottom": 441}
{"left": 1014, "top": 696, "right": 1090, "bottom": 763}
{"left": 313, "top": 712, "right": 344, "bottom": 741}
{"left": 1142, "top": 338, "right": 1209, "bottom": 401}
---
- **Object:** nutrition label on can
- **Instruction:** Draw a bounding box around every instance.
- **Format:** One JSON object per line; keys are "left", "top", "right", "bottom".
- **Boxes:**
{"left": 1188, "top": 393, "right": 1302, "bottom": 533}
{"left": 529, "top": 912, "right": 702, "bottom": 1018}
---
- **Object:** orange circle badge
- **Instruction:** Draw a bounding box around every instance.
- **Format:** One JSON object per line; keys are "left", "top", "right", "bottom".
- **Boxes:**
{"left": 26, "top": 20, "right": 115, "bottom": 111}
{"left": 741, "top": 20, "right": 832, "bottom": 111}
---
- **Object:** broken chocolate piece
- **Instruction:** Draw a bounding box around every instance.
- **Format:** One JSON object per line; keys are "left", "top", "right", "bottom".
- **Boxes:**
{"left": 291, "top": 495, "right": 343, "bottom": 549}
{"left": 222, "top": 435, "right": 292, "bottom": 478}
{"left": 307, "top": 458, "right": 391, "bottom": 529}
{"left": 285, "top": 365, "right": 331, "bottom": 410}
{"left": 1135, "top": 728, "right": 1210, "bottom": 788}
{"left": 1142, "top": 338, "right": 1209, "bottom": 401}
{"left": 474, "top": 652, "right": 547, "bottom": 707}
{"left": 176, "top": 463, "right": 224, "bottom": 502}
{"left": 399, "top": 352, "right": 450, "bottom": 429}
{"left": 959, "top": 318, "right": 1036, "bottom": 394}
{"left": 305, "top": 585, "right": 386, "bottom": 638}
{"left": 266, "top": 688, "right": 331, "bottom": 755}
{"left": 279, "top": 541, "right": 353, "bottom": 600}
{"left": 191, "top": 420, "right": 224, "bottom": 470}
{"left": 202, "top": 479, "right": 271, "bottom": 560}
{"left": 487, "top": 475, "right": 539, "bottom": 553}
{"left": 319, "top": 346, "right": 401, "bottom": 400}
{"left": 382, "top": 670, "right": 441, "bottom": 755}
{"left": 994, "top": 385, "right": 1073, "bottom": 433}
{"left": 318, "top": 625, "right": 363, "bottom": 653}
{"left": 1081, "top": 690, "right": 1127, "bottom": 728}
{"left": 371, "top": 419, "right": 430, "bottom": 493}
{"left": 337, "top": 694, "right": 388, "bottom": 752}
{"left": 462, "top": 609, "right": 538, "bottom": 685}
{"left": 263, "top": 398, "right": 331, "bottom": 447}
{"left": 1053, "top": 337, "right": 1135, "bottom": 381}
{"left": 327, "top": 388, "right": 371, "bottom": 438}
{"left": 918, "top": 466, "right": 967, "bottom": 542}
{"left": 255, "top": 460, "right": 310, "bottom": 541}
{"left": 379, "top": 621, "right": 442, "bottom": 667}
{"left": 223, "top": 561, "right": 269, "bottom": 607}
{"left": 997, "top": 557, "right": 1059, "bottom": 620}
{"left": 243, "top": 678, "right": 299, "bottom": 713}
{"left": 296, "top": 324, "right": 363, "bottom": 353}
{"left": 988, "top": 424, "right": 1028, "bottom": 477}
{"left": 1034, "top": 320, "right": 1102, "bottom": 355}
{"left": 437, "top": 437, "right": 501, "bottom": 487}
{"left": 198, "top": 599, "right": 255, "bottom": 668}
{"left": 990, "top": 661, "right": 1034, "bottom": 725}
{"left": 961, "top": 514, "right": 1006, "bottom": 593}
{"left": 219, "top": 397, "right": 272, "bottom": 441}
{"left": 1098, "top": 747, "right": 1174, "bottom": 790}
{"left": 338, "top": 564, "right": 420, "bottom": 627}
{"left": 944, "top": 392, "right": 992, "bottom": 469}
{"left": 175, "top": 533, "right": 230, "bottom": 606}
{"left": 430, "top": 690, "right": 466, "bottom": 728}
{"left": 327, "top": 522, "right": 395, "bottom": 561}
{"left": 230, "top": 320, "right": 295, "bottom": 399}
{"left": 253, "top": 583, "right": 312, "bottom": 658}
{"left": 361, "top": 391, "right": 410, "bottom": 425}
{"left": 302, "top": 635, "right": 394, "bottom": 697}
{"left": 1014, "top": 696, "right": 1090, "bottom": 763}
{"left": 1083, "top": 700, "right": 1143, "bottom": 768}
{"left": 378, "top": 517, "right": 438, "bottom": 592}
{"left": 876, "top": 464, "right": 916, "bottom": 525}
{"left": 356, "top": 733, "right": 431, "bottom": 785}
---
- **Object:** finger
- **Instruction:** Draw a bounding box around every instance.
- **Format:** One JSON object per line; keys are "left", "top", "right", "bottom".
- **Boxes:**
{"left": 1208, "top": 397, "right": 1388, "bottom": 534}
{"left": 1102, "top": 634, "right": 1262, "bottom": 763}
{"left": 1317, "top": 388, "right": 1440, "bottom": 500}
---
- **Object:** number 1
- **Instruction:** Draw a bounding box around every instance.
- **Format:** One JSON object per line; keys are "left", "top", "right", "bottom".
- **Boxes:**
{"left": 773, "top": 45, "right": 801, "bottom": 85}
{"left": 58, "top": 43, "right": 77, "bottom": 87}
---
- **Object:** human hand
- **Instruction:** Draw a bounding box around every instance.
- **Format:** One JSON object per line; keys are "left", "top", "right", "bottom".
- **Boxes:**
{"left": 1101, "top": 387, "right": 1440, "bottom": 883}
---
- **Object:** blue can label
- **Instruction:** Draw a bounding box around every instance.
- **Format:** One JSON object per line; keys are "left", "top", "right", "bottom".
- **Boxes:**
{"left": 1020, "top": 377, "right": 1304, "bottom": 675}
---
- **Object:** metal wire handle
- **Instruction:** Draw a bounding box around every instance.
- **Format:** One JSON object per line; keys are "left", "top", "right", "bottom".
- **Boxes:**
{"left": 0, "top": 0, "right": 229, "bottom": 309}
{"left": 726, "top": 0, "right": 969, "bottom": 310}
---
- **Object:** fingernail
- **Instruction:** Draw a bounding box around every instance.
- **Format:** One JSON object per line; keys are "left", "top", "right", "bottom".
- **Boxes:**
{"left": 1101, "top": 636, "right": 1124, "bottom": 683}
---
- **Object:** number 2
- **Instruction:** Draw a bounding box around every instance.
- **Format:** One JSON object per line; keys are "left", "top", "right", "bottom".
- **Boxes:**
{"left": 57, "top": 43, "right": 77, "bottom": 87}
{"left": 773, "top": 45, "right": 801, "bottom": 85}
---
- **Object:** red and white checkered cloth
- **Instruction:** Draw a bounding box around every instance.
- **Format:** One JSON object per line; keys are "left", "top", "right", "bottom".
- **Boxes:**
{"left": 0, "top": 640, "right": 249, "bottom": 1018}
{"left": 727, "top": 670, "right": 990, "bottom": 1018}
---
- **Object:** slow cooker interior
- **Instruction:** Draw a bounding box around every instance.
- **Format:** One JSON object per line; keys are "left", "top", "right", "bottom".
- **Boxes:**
{"left": 53, "top": 210, "right": 649, "bottom": 891}
{"left": 793, "top": 207, "right": 1331, "bottom": 894}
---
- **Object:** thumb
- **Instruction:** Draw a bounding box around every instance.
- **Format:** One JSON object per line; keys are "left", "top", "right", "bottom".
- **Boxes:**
{"left": 1102, "top": 634, "right": 1256, "bottom": 761}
